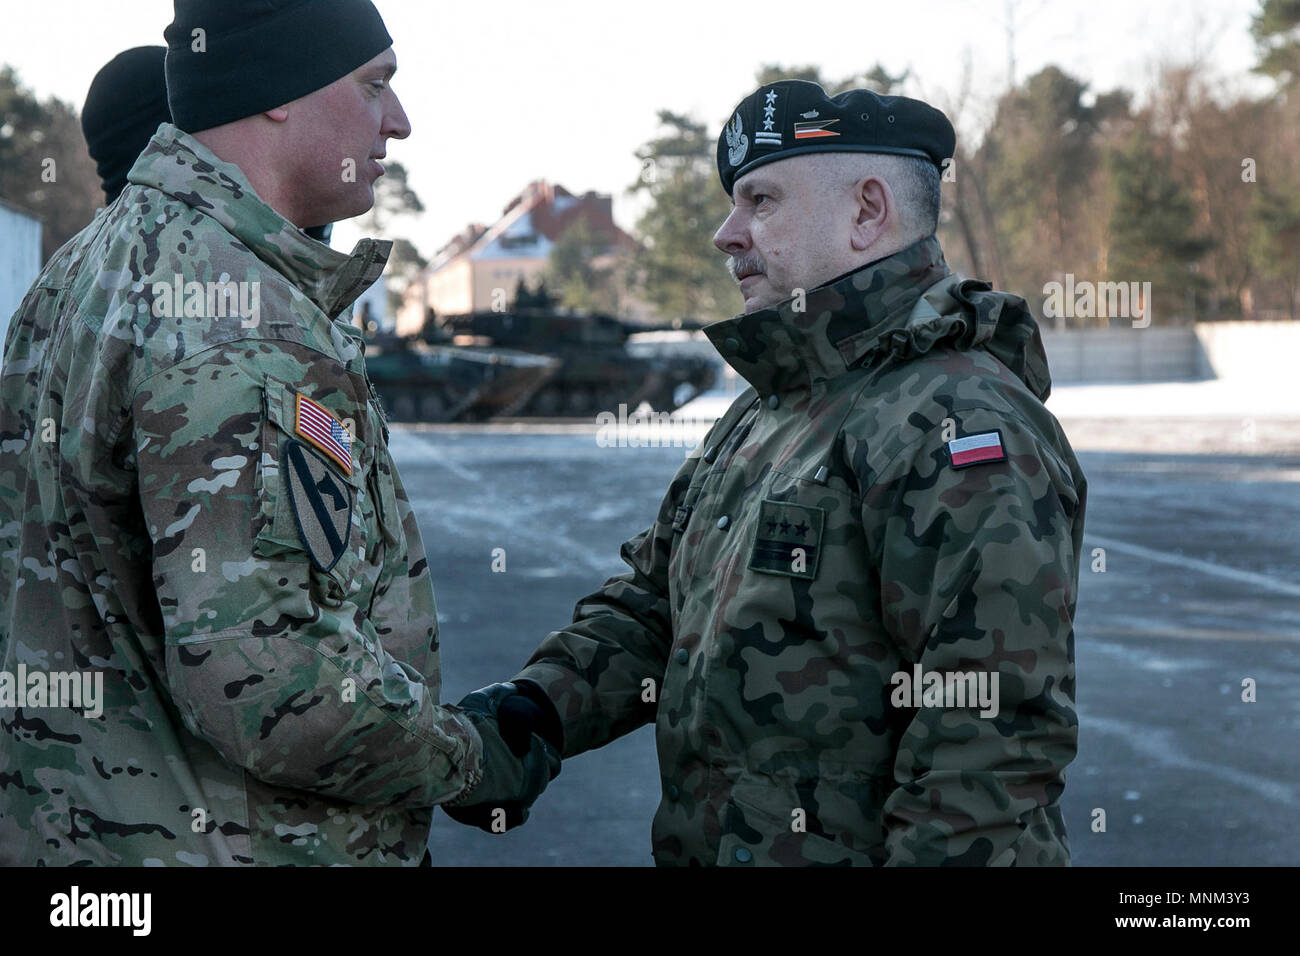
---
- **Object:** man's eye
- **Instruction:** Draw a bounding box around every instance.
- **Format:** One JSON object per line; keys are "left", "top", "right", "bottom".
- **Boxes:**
{"left": 753, "top": 194, "right": 769, "bottom": 205}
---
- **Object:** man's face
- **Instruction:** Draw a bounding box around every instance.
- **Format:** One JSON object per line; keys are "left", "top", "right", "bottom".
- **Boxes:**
{"left": 713, "top": 156, "right": 857, "bottom": 313}
{"left": 282, "top": 48, "right": 411, "bottom": 226}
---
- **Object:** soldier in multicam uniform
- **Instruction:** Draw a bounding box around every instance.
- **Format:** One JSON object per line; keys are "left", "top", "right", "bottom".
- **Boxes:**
{"left": 0, "top": 0, "right": 557, "bottom": 866}
{"left": 501, "top": 80, "right": 1087, "bottom": 865}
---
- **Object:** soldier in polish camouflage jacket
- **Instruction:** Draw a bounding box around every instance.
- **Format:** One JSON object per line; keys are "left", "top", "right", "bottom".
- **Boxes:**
{"left": 506, "top": 80, "right": 1086, "bottom": 866}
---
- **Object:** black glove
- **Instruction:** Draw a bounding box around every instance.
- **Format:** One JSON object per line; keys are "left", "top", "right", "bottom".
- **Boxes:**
{"left": 442, "top": 682, "right": 562, "bottom": 832}
{"left": 509, "top": 679, "right": 564, "bottom": 753}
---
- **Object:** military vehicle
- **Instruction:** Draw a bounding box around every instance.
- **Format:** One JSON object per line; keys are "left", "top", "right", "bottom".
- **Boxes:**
{"left": 432, "top": 303, "right": 716, "bottom": 418}
{"left": 362, "top": 333, "right": 559, "bottom": 423}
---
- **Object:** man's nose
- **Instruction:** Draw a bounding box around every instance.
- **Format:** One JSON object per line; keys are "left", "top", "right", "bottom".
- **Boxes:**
{"left": 713, "top": 208, "right": 748, "bottom": 255}
{"left": 385, "top": 90, "right": 412, "bottom": 141}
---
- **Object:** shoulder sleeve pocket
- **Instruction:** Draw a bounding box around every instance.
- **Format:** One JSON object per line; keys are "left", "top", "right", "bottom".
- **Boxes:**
{"left": 255, "top": 378, "right": 368, "bottom": 605}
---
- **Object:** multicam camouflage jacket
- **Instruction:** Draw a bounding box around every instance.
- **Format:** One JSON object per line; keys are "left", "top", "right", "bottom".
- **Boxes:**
{"left": 517, "top": 235, "right": 1086, "bottom": 866}
{"left": 0, "top": 123, "right": 481, "bottom": 865}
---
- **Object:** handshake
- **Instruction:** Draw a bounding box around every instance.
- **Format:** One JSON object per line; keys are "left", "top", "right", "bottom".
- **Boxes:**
{"left": 443, "top": 680, "right": 563, "bottom": 832}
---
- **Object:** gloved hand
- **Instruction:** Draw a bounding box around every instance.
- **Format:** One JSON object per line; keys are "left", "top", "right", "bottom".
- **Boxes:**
{"left": 442, "top": 681, "right": 562, "bottom": 832}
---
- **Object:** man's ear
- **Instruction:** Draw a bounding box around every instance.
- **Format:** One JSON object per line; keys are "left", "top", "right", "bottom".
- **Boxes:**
{"left": 849, "top": 175, "right": 891, "bottom": 251}
{"left": 264, "top": 105, "right": 290, "bottom": 123}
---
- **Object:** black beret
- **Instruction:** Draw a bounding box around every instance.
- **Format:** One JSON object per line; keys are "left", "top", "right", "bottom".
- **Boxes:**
{"left": 716, "top": 79, "right": 955, "bottom": 195}
{"left": 165, "top": 0, "right": 393, "bottom": 133}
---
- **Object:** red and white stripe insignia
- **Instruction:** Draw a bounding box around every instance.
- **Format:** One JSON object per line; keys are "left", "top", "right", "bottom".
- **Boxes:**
{"left": 947, "top": 431, "right": 1006, "bottom": 469}
{"left": 793, "top": 118, "right": 841, "bottom": 140}
{"left": 295, "top": 393, "right": 353, "bottom": 475}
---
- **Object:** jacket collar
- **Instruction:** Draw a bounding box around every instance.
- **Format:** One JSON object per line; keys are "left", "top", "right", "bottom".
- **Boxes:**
{"left": 704, "top": 235, "right": 952, "bottom": 397}
{"left": 126, "top": 123, "right": 390, "bottom": 320}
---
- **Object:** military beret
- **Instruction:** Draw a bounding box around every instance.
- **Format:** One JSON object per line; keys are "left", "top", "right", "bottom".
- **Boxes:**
{"left": 716, "top": 79, "right": 956, "bottom": 195}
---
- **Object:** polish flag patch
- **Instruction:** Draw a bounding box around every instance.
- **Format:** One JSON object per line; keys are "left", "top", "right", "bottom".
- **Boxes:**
{"left": 947, "top": 430, "right": 1006, "bottom": 469}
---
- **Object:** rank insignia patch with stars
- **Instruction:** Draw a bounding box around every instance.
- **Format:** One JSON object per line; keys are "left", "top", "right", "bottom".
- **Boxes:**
{"left": 282, "top": 439, "right": 354, "bottom": 573}
{"left": 755, "top": 87, "right": 783, "bottom": 148}
{"left": 748, "top": 499, "right": 824, "bottom": 580}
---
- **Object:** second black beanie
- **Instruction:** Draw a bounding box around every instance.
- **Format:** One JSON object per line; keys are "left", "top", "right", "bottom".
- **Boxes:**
{"left": 82, "top": 46, "right": 172, "bottom": 203}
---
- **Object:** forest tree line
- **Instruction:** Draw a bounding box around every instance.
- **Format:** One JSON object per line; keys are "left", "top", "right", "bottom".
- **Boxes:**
{"left": 2, "top": 0, "right": 1297, "bottom": 327}
{"left": 620, "top": 0, "right": 1300, "bottom": 326}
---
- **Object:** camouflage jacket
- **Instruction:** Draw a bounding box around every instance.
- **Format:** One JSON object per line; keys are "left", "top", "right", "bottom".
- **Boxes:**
{"left": 516, "top": 236, "right": 1085, "bottom": 866}
{"left": 0, "top": 123, "right": 481, "bottom": 866}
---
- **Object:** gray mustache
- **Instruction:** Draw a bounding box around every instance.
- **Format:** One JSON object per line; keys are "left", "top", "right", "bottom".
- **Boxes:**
{"left": 727, "top": 255, "right": 765, "bottom": 283}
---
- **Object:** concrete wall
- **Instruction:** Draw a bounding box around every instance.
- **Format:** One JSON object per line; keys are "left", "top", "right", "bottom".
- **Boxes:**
{"left": 1038, "top": 321, "right": 1300, "bottom": 385}
{"left": 1040, "top": 327, "right": 1205, "bottom": 384}
{"left": 1193, "top": 320, "right": 1300, "bottom": 381}
{"left": 0, "top": 201, "right": 43, "bottom": 347}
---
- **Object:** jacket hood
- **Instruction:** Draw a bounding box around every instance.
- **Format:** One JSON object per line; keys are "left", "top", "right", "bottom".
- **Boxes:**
{"left": 705, "top": 235, "right": 1052, "bottom": 401}
{"left": 900, "top": 270, "right": 1052, "bottom": 401}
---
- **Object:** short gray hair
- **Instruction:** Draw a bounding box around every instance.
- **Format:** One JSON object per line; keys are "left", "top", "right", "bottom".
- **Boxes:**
{"left": 883, "top": 154, "right": 941, "bottom": 237}
{"left": 811, "top": 152, "right": 941, "bottom": 241}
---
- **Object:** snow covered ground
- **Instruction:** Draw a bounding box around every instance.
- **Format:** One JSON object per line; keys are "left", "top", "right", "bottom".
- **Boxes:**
{"left": 675, "top": 369, "right": 1300, "bottom": 419}
{"left": 670, "top": 372, "right": 1300, "bottom": 454}
{"left": 392, "top": 426, "right": 1300, "bottom": 866}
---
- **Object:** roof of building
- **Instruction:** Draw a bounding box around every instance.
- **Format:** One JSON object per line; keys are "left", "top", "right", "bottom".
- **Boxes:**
{"left": 427, "top": 180, "right": 635, "bottom": 274}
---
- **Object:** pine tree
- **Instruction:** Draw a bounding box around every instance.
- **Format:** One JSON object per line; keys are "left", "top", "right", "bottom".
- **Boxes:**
{"left": 1251, "top": 0, "right": 1300, "bottom": 88}
{"left": 0, "top": 66, "right": 100, "bottom": 261}
{"left": 629, "top": 111, "right": 736, "bottom": 322}
{"left": 1107, "top": 128, "right": 1214, "bottom": 324}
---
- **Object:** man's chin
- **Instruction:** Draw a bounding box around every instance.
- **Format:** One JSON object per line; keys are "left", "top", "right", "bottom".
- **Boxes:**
{"left": 738, "top": 276, "right": 775, "bottom": 313}
{"left": 740, "top": 289, "right": 783, "bottom": 313}
{"left": 334, "top": 187, "right": 377, "bottom": 227}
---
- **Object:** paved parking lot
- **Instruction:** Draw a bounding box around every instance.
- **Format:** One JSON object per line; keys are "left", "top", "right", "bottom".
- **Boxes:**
{"left": 398, "top": 423, "right": 1300, "bottom": 866}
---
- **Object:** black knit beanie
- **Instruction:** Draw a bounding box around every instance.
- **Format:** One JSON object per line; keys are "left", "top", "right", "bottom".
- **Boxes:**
{"left": 81, "top": 46, "right": 172, "bottom": 204}
{"left": 164, "top": 0, "right": 393, "bottom": 133}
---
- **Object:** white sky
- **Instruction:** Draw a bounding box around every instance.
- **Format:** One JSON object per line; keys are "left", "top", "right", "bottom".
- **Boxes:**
{"left": 0, "top": 0, "right": 1266, "bottom": 258}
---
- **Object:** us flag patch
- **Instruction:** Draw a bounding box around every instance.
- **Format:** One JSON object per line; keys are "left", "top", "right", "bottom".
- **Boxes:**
{"left": 947, "top": 430, "right": 1006, "bottom": 469}
{"left": 295, "top": 393, "right": 353, "bottom": 475}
